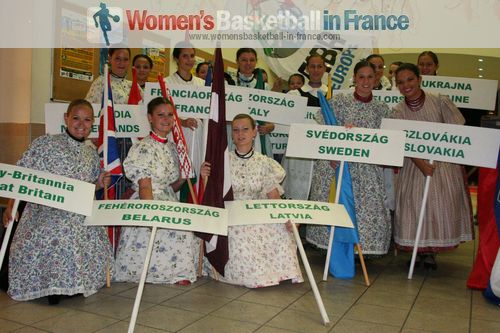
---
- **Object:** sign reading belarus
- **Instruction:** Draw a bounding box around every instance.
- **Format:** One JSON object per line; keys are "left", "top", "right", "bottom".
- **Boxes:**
{"left": 225, "top": 199, "right": 353, "bottom": 228}
{"left": 381, "top": 118, "right": 500, "bottom": 168}
{"left": 45, "top": 103, "right": 149, "bottom": 138}
{"left": 85, "top": 200, "right": 228, "bottom": 235}
{"left": 144, "top": 83, "right": 307, "bottom": 125}
{"left": 0, "top": 163, "right": 95, "bottom": 216}
{"left": 285, "top": 123, "right": 405, "bottom": 166}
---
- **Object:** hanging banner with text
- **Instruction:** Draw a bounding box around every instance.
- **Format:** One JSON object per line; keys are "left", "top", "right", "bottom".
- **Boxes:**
{"left": 285, "top": 124, "right": 405, "bottom": 166}
{"left": 45, "top": 103, "right": 149, "bottom": 138}
{"left": 144, "top": 83, "right": 307, "bottom": 125}
{"left": 0, "top": 163, "right": 95, "bottom": 216}
{"left": 381, "top": 118, "right": 500, "bottom": 168}
{"left": 225, "top": 199, "right": 353, "bottom": 227}
{"left": 85, "top": 200, "right": 228, "bottom": 235}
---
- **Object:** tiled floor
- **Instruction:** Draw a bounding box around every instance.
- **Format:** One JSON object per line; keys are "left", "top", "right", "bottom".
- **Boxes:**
{"left": 0, "top": 239, "right": 499, "bottom": 333}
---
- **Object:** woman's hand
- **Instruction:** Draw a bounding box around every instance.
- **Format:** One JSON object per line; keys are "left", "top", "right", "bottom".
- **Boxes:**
{"left": 2, "top": 200, "right": 18, "bottom": 227}
{"left": 200, "top": 162, "right": 211, "bottom": 181}
{"left": 285, "top": 220, "right": 300, "bottom": 232}
{"left": 96, "top": 171, "right": 111, "bottom": 190}
{"left": 412, "top": 158, "right": 435, "bottom": 177}
{"left": 181, "top": 118, "right": 198, "bottom": 130}
{"left": 329, "top": 160, "right": 340, "bottom": 169}
{"left": 170, "top": 177, "right": 186, "bottom": 192}
{"left": 258, "top": 122, "right": 275, "bottom": 135}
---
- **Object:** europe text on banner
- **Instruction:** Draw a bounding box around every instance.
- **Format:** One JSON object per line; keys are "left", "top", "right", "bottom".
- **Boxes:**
{"left": 0, "top": 163, "right": 95, "bottom": 216}
{"left": 199, "top": 47, "right": 234, "bottom": 276}
{"left": 85, "top": 200, "right": 228, "bottom": 236}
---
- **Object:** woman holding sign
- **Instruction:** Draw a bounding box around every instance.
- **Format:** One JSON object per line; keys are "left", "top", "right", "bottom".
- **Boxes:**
{"left": 393, "top": 63, "right": 473, "bottom": 269}
{"left": 114, "top": 97, "right": 198, "bottom": 284}
{"left": 307, "top": 60, "right": 392, "bottom": 256}
{"left": 201, "top": 114, "right": 303, "bottom": 288}
{"left": 2, "top": 99, "right": 112, "bottom": 304}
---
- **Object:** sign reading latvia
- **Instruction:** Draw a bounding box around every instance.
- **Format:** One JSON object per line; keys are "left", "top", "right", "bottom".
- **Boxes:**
{"left": 225, "top": 199, "right": 353, "bottom": 227}
{"left": 381, "top": 118, "right": 500, "bottom": 168}
{"left": 285, "top": 123, "right": 405, "bottom": 166}
{"left": 85, "top": 200, "right": 228, "bottom": 235}
{"left": 45, "top": 103, "right": 149, "bottom": 138}
{"left": 0, "top": 163, "right": 95, "bottom": 216}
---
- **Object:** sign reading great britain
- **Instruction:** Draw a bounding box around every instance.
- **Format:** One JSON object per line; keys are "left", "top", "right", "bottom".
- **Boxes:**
{"left": 0, "top": 163, "right": 95, "bottom": 216}
{"left": 381, "top": 118, "right": 500, "bottom": 168}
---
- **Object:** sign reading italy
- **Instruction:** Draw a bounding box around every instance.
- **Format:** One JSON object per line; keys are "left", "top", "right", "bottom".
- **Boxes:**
{"left": 85, "top": 200, "right": 228, "bottom": 235}
{"left": 381, "top": 118, "right": 500, "bottom": 168}
{"left": 45, "top": 103, "right": 149, "bottom": 138}
{"left": 0, "top": 163, "right": 95, "bottom": 216}
{"left": 225, "top": 199, "right": 353, "bottom": 227}
{"left": 285, "top": 123, "right": 405, "bottom": 166}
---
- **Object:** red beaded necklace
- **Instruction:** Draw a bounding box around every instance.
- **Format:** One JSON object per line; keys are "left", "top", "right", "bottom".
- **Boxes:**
{"left": 150, "top": 131, "right": 168, "bottom": 143}
{"left": 353, "top": 91, "right": 373, "bottom": 103}
{"left": 405, "top": 90, "right": 426, "bottom": 112}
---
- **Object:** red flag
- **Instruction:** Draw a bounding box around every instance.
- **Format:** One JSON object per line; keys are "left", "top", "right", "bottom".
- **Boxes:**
{"left": 157, "top": 75, "right": 195, "bottom": 181}
{"left": 199, "top": 48, "right": 234, "bottom": 275}
{"left": 128, "top": 67, "right": 142, "bottom": 105}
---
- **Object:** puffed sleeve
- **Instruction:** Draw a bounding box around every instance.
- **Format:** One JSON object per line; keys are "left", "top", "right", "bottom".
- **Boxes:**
{"left": 16, "top": 135, "right": 52, "bottom": 171}
{"left": 391, "top": 102, "right": 405, "bottom": 119}
{"left": 439, "top": 94, "right": 465, "bottom": 125}
{"left": 85, "top": 75, "right": 104, "bottom": 104}
{"left": 123, "top": 141, "right": 155, "bottom": 184}
{"left": 261, "top": 155, "right": 286, "bottom": 196}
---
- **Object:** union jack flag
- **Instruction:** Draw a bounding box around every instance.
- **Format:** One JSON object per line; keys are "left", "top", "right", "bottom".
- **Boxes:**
{"left": 97, "top": 64, "right": 123, "bottom": 200}
{"left": 157, "top": 75, "right": 195, "bottom": 180}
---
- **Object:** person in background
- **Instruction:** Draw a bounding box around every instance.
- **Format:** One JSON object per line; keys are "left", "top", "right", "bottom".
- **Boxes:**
{"left": 201, "top": 114, "right": 303, "bottom": 288}
{"left": 3, "top": 99, "right": 112, "bottom": 304}
{"left": 288, "top": 54, "right": 328, "bottom": 106}
{"left": 114, "top": 97, "right": 198, "bottom": 284}
{"left": 366, "top": 54, "right": 391, "bottom": 90}
{"left": 132, "top": 53, "right": 153, "bottom": 90}
{"left": 287, "top": 73, "right": 305, "bottom": 92}
{"left": 195, "top": 61, "right": 210, "bottom": 81}
{"left": 418, "top": 51, "right": 439, "bottom": 76}
{"left": 306, "top": 60, "right": 392, "bottom": 257}
{"left": 387, "top": 61, "right": 403, "bottom": 89}
{"left": 392, "top": 63, "right": 473, "bottom": 270}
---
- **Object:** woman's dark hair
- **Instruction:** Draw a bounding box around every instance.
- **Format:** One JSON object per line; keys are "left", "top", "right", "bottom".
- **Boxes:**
{"left": 395, "top": 63, "right": 420, "bottom": 78}
{"left": 108, "top": 48, "right": 131, "bottom": 57}
{"left": 418, "top": 51, "right": 439, "bottom": 66}
{"left": 366, "top": 54, "right": 385, "bottom": 63}
{"left": 196, "top": 61, "right": 210, "bottom": 74}
{"left": 224, "top": 72, "right": 236, "bottom": 85}
{"left": 354, "top": 60, "right": 376, "bottom": 75}
{"left": 147, "top": 97, "right": 173, "bottom": 115}
{"left": 172, "top": 42, "right": 195, "bottom": 59}
{"left": 133, "top": 54, "right": 153, "bottom": 68}
{"left": 288, "top": 73, "right": 305, "bottom": 85}
{"left": 391, "top": 61, "right": 403, "bottom": 67}
{"left": 305, "top": 54, "right": 325, "bottom": 66}
{"left": 233, "top": 113, "right": 256, "bottom": 128}
{"left": 67, "top": 99, "right": 93, "bottom": 115}
{"left": 236, "top": 48, "right": 257, "bottom": 61}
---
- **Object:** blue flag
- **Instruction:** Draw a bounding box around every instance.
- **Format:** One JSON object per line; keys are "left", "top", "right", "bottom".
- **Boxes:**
{"left": 318, "top": 92, "right": 359, "bottom": 278}
{"left": 204, "top": 63, "right": 212, "bottom": 86}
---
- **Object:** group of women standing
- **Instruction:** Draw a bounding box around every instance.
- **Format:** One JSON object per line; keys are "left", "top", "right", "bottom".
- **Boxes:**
{"left": 2, "top": 47, "right": 472, "bottom": 304}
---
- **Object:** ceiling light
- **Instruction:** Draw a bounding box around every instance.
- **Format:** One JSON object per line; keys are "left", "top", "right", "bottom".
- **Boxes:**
{"left": 478, "top": 68, "right": 483, "bottom": 71}
{"left": 478, "top": 58, "right": 484, "bottom": 62}
{"left": 478, "top": 74, "right": 483, "bottom": 78}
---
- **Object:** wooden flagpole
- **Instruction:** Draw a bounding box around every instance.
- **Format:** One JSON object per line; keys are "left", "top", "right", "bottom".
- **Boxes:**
{"left": 408, "top": 160, "right": 434, "bottom": 279}
{"left": 0, "top": 199, "right": 20, "bottom": 270}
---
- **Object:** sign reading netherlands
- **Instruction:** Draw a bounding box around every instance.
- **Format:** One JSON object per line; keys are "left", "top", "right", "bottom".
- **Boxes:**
{"left": 0, "top": 163, "right": 95, "bottom": 216}
{"left": 381, "top": 118, "right": 500, "bottom": 168}
{"left": 285, "top": 123, "right": 405, "bottom": 167}
{"left": 85, "top": 200, "right": 228, "bottom": 235}
{"left": 45, "top": 103, "right": 149, "bottom": 138}
{"left": 144, "top": 83, "right": 307, "bottom": 125}
{"left": 224, "top": 199, "right": 353, "bottom": 228}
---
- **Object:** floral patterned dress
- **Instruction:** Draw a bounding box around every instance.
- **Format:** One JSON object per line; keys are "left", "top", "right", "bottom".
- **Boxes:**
{"left": 114, "top": 135, "right": 197, "bottom": 283}
{"left": 8, "top": 133, "right": 113, "bottom": 301}
{"left": 306, "top": 93, "right": 393, "bottom": 255}
{"left": 218, "top": 151, "right": 303, "bottom": 288}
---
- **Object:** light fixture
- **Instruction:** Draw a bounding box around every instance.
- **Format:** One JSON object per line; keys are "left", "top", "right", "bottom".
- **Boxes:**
{"left": 478, "top": 74, "right": 483, "bottom": 78}
{"left": 478, "top": 58, "right": 484, "bottom": 62}
{"left": 478, "top": 68, "right": 484, "bottom": 71}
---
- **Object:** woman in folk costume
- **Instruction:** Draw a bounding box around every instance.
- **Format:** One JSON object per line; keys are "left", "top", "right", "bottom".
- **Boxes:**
{"left": 201, "top": 114, "right": 303, "bottom": 288}
{"left": 392, "top": 63, "right": 473, "bottom": 269}
{"left": 114, "top": 97, "right": 198, "bottom": 284}
{"left": 306, "top": 60, "right": 392, "bottom": 256}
